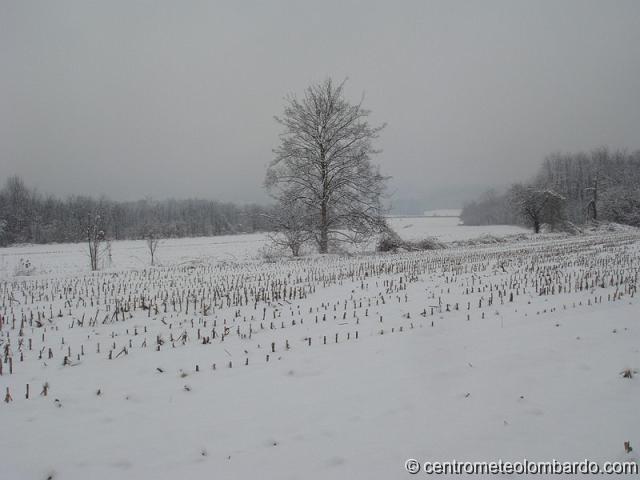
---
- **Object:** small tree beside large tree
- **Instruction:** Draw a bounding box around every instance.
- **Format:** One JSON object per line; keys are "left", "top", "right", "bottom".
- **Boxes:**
{"left": 266, "top": 78, "right": 388, "bottom": 254}
{"left": 266, "top": 191, "right": 313, "bottom": 257}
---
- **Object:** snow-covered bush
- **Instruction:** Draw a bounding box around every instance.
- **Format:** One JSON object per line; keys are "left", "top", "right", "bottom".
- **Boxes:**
{"left": 377, "top": 230, "right": 405, "bottom": 252}
{"left": 259, "top": 242, "right": 289, "bottom": 263}
{"left": 14, "top": 257, "right": 36, "bottom": 276}
{"left": 376, "top": 229, "right": 445, "bottom": 252}
{"left": 411, "top": 237, "right": 446, "bottom": 250}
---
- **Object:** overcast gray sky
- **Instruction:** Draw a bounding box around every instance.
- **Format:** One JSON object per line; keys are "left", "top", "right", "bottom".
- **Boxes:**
{"left": 1, "top": 0, "right": 639, "bottom": 212}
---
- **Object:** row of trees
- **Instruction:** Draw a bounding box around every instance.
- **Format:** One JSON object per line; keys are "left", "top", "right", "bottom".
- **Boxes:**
{"left": 0, "top": 176, "right": 273, "bottom": 247}
{"left": 461, "top": 148, "right": 640, "bottom": 232}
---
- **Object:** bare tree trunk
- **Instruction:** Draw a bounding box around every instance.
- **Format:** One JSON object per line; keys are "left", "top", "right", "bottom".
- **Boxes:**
{"left": 319, "top": 154, "right": 329, "bottom": 253}
{"left": 533, "top": 218, "right": 540, "bottom": 233}
{"left": 319, "top": 201, "right": 328, "bottom": 254}
{"left": 592, "top": 178, "right": 598, "bottom": 221}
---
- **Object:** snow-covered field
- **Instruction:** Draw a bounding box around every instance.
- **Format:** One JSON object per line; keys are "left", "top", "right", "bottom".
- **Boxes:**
{"left": 1, "top": 222, "right": 639, "bottom": 479}
{"left": 0, "top": 217, "right": 527, "bottom": 278}
{"left": 0, "top": 233, "right": 269, "bottom": 278}
{"left": 386, "top": 216, "right": 527, "bottom": 242}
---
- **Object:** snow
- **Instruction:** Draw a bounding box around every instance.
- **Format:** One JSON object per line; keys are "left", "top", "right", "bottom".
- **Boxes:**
{"left": 0, "top": 217, "right": 527, "bottom": 277}
{"left": 0, "top": 233, "right": 268, "bottom": 278}
{"left": 422, "top": 208, "right": 462, "bottom": 217}
{"left": 0, "top": 226, "right": 639, "bottom": 479}
{"left": 386, "top": 216, "right": 527, "bottom": 242}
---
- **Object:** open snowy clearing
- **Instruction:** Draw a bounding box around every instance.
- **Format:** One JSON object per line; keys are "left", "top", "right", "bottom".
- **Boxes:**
{"left": 0, "top": 227, "right": 639, "bottom": 479}
{"left": 0, "top": 217, "right": 527, "bottom": 278}
{"left": 0, "top": 233, "right": 268, "bottom": 278}
{"left": 386, "top": 216, "right": 527, "bottom": 242}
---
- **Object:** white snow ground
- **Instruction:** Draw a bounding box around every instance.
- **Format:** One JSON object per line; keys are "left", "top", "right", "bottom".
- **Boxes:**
{"left": 0, "top": 223, "right": 639, "bottom": 479}
{"left": 0, "top": 217, "right": 528, "bottom": 278}
{"left": 0, "top": 232, "right": 268, "bottom": 278}
{"left": 387, "top": 216, "right": 527, "bottom": 243}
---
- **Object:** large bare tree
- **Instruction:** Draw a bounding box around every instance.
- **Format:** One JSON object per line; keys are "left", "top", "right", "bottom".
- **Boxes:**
{"left": 266, "top": 78, "right": 388, "bottom": 254}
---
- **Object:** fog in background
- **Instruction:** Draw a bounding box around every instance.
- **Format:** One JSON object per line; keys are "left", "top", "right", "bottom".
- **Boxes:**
{"left": 1, "top": 0, "right": 639, "bottom": 213}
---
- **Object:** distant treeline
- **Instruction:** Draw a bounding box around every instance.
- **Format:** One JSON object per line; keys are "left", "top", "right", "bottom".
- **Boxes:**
{"left": 461, "top": 148, "right": 640, "bottom": 228}
{"left": 0, "top": 176, "right": 273, "bottom": 246}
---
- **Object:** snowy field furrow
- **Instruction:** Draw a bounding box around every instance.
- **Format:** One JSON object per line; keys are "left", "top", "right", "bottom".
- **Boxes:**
{"left": 0, "top": 227, "right": 639, "bottom": 479}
